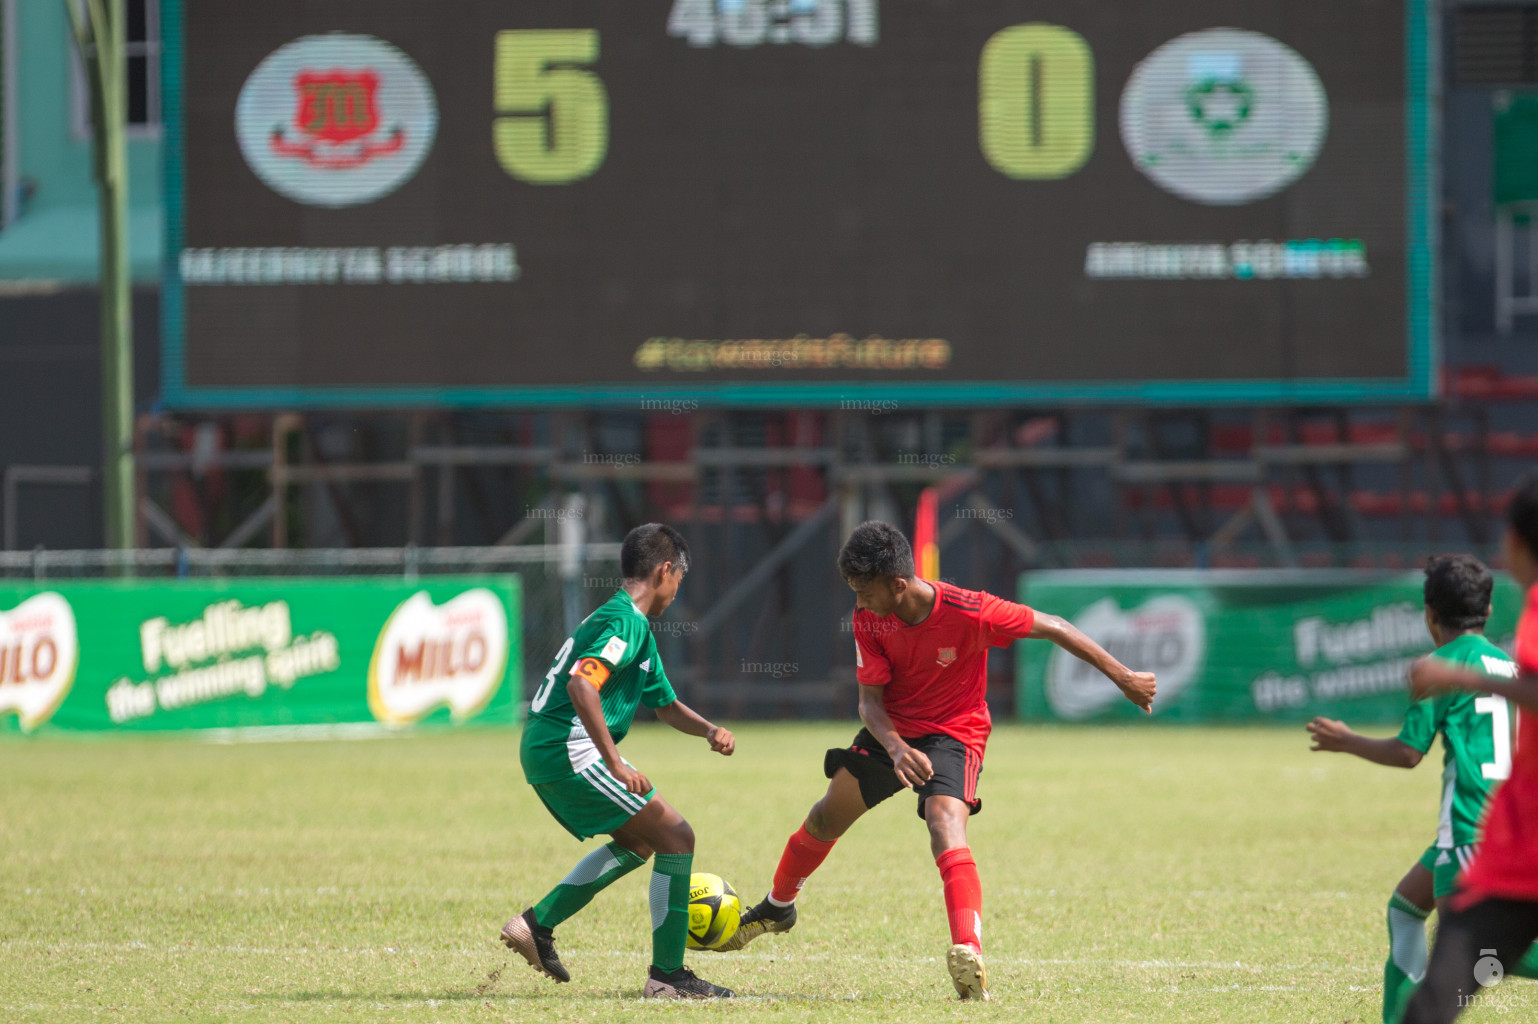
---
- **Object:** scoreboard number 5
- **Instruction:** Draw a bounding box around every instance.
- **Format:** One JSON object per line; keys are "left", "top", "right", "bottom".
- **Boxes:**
{"left": 494, "top": 30, "right": 609, "bottom": 184}
{"left": 979, "top": 24, "right": 1094, "bottom": 181}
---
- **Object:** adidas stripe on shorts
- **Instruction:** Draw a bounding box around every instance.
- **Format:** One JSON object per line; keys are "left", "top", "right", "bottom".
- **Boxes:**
{"left": 532, "top": 761, "right": 656, "bottom": 841}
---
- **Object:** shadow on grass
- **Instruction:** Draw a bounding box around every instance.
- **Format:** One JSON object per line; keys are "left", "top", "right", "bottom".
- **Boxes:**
{"left": 262, "top": 989, "right": 838, "bottom": 1003}
{"left": 258, "top": 991, "right": 499, "bottom": 1003}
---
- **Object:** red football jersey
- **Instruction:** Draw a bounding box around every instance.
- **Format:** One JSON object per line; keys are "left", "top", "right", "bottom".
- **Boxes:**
{"left": 852, "top": 580, "right": 1035, "bottom": 756}
{"left": 1462, "top": 582, "right": 1538, "bottom": 902}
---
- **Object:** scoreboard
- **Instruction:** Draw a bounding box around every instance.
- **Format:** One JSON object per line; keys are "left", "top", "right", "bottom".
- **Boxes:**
{"left": 162, "top": 0, "right": 1436, "bottom": 408}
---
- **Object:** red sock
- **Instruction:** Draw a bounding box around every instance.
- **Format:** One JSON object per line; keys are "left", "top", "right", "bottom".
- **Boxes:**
{"left": 936, "top": 847, "right": 983, "bottom": 951}
{"left": 769, "top": 823, "right": 837, "bottom": 903}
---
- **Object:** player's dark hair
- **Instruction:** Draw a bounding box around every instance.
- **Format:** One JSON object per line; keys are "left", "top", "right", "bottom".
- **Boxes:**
{"left": 621, "top": 523, "right": 690, "bottom": 580}
{"left": 1509, "top": 471, "right": 1538, "bottom": 562}
{"left": 1423, "top": 554, "right": 1493, "bottom": 633}
{"left": 837, "top": 520, "right": 916, "bottom": 584}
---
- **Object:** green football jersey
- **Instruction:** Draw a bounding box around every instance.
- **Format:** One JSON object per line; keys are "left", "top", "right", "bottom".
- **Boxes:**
{"left": 1396, "top": 633, "right": 1518, "bottom": 847}
{"left": 520, "top": 590, "right": 677, "bottom": 784}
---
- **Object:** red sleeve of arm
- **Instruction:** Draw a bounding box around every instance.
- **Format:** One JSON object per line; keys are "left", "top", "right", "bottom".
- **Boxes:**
{"left": 1518, "top": 589, "right": 1538, "bottom": 675}
{"left": 853, "top": 613, "right": 893, "bottom": 686}
{"left": 983, "top": 594, "right": 1036, "bottom": 646}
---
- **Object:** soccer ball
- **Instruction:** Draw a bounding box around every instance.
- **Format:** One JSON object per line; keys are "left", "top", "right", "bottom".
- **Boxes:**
{"left": 685, "top": 872, "right": 741, "bottom": 950}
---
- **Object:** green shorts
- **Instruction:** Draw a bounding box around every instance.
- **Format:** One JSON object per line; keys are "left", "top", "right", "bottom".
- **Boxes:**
{"left": 531, "top": 760, "right": 655, "bottom": 841}
{"left": 1419, "top": 843, "right": 1480, "bottom": 900}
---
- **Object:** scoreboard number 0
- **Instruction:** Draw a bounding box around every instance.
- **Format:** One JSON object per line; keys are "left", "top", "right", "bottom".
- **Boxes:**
{"left": 979, "top": 24, "right": 1095, "bottom": 181}
{"left": 494, "top": 29, "right": 610, "bottom": 184}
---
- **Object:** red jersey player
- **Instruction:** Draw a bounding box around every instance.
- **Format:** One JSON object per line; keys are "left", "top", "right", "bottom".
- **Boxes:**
{"left": 1404, "top": 474, "right": 1538, "bottom": 1024}
{"left": 717, "top": 520, "right": 1157, "bottom": 1000}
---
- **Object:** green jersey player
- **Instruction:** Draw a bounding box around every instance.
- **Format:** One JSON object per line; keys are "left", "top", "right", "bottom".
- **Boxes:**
{"left": 1307, "top": 554, "right": 1536, "bottom": 1024}
{"left": 501, "top": 523, "right": 738, "bottom": 999}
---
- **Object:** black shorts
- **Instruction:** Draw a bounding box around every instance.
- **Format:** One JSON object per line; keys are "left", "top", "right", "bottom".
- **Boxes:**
{"left": 824, "top": 728, "right": 982, "bottom": 820}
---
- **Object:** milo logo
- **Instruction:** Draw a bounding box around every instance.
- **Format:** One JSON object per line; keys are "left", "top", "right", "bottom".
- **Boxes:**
{"left": 0, "top": 593, "right": 79, "bottom": 731}
{"left": 367, "top": 589, "right": 508, "bottom": 725}
{"left": 1046, "top": 595, "right": 1204, "bottom": 720}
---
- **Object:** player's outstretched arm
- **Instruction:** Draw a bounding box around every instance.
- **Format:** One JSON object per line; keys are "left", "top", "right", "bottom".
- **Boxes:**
{"left": 1305, "top": 716, "right": 1423, "bottom": 767}
{"left": 1411, "top": 656, "right": 1538, "bottom": 714}
{"left": 566, "top": 674, "right": 651, "bottom": 795}
{"left": 653, "top": 700, "right": 734, "bottom": 756}
{"left": 1028, "top": 612, "right": 1157, "bottom": 713}
{"left": 856, "top": 684, "right": 933, "bottom": 788}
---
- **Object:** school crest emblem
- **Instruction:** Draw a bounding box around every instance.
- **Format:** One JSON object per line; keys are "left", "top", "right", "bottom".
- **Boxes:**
{"left": 236, "top": 34, "right": 438, "bottom": 207}
{"left": 270, "top": 70, "right": 403, "bottom": 168}
{"left": 1119, "top": 28, "right": 1328, "bottom": 206}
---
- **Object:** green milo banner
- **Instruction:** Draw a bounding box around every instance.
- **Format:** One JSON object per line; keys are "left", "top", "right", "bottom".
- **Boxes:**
{"left": 0, "top": 577, "right": 521, "bottom": 734}
{"left": 1018, "top": 571, "right": 1523, "bottom": 724}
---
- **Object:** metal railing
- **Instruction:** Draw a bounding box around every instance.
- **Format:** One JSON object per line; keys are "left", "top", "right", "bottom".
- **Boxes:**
{"left": 0, "top": 545, "right": 624, "bottom": 700}
{"left": 0, "top": 543, "right": 621, "bottom": 578}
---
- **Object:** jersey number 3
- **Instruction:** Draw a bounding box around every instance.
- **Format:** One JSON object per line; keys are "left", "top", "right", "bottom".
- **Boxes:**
{"left": 531, "top": 637, "right": 576, "bottom": 713}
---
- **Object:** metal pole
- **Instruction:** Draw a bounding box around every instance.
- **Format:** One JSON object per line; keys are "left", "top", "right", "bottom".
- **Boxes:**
{"left": 100, "top": 0, "right": 134, "bottom": 551}
{"left": 3, "top": 0, "right": 19, "bottom": 229}
{"left": 68, "top": 0, "right": 135, "bottom": 550}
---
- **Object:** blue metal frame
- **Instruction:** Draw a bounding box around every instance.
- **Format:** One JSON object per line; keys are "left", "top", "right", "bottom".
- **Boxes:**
{"left": 160, "top": 0, "right": 1438, "bottom": 410}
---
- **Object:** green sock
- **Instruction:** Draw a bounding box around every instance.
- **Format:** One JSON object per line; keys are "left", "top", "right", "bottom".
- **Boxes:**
{"left": 532, "top": 841, "right": 647, "bottom": 930}
{"left": 649, "top": 852, "right": 693, "bottom": 973}
{"left": 1383, "top": 891, "right": 1430, "bottom": 1024}
{"left": 1512, "top": 942, "right": 1538, "bottom": 981}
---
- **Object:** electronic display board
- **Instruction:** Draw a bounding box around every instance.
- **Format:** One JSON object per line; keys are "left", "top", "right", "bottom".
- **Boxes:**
{"left": 163, "top": 0, "right": 1436, "bottom": 407}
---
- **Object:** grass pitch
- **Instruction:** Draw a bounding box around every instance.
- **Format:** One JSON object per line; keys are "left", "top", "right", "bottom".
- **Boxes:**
{"left": 2, "top": 722, "right": 1532, "bottom": 1023}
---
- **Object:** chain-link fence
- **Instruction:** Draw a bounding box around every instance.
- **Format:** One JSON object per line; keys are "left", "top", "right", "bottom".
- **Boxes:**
{"left": 9, "top": 539, "right": 1468, "bottom": 722}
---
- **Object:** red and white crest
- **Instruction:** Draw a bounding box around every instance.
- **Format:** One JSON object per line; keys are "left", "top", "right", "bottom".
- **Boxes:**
{"left": 936, "top": 646, "right": 957, "bottom": 667}
{"left": 295, "top": 71, "right": 381, "bottom": 145}
{"left": 237, "top": 34, "right": 437, "bottom": 207}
